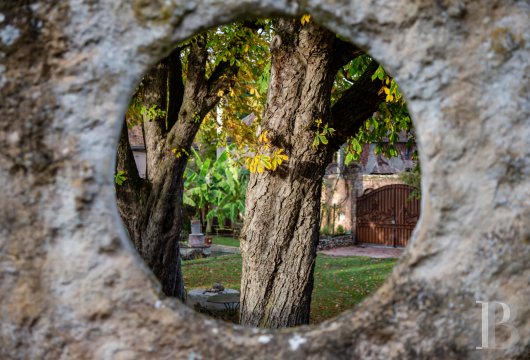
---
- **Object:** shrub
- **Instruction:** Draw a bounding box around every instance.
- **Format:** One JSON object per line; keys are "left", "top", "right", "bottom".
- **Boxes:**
{"left": 320, "top": 225, "right": 332, "bottom": 236}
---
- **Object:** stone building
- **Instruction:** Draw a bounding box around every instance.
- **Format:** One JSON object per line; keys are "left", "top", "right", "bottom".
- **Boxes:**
{"left": 320, "top": 140, "right": 417, "bottom": 235}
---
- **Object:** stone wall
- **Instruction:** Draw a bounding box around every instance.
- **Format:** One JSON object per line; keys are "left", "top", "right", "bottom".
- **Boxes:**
{"left": 1, "top": 1, "right": 529, "bottom": 359}
{"left": 361, "top": 174, "right": 404, "bottom": 195}
{"left": 322, "top": 170, "right": 407, "bottom": 234}
{"left": 317, "top": 235, "right": 355, "bottom": 251}
{"left": 321, "top": 173, "right": 354, "bottom": 232}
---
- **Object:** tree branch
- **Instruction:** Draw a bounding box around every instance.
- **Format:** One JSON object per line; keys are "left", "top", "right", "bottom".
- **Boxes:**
{"left": 206, "top": 60, "right": 233, "bottom": 89}
{"left": 204, "top": 61, "right": 238, "bottom": 110}
{"left": 330, "top": 61, "right": 385, "bottom": 148}
{"left": 331, "top": 37, "right": 365, "bottom": 72}
{"left": 185, "top": 34, "right": 209, "bottom": 97}
{"left": 165, "top": 47, "right": 184, "bottom": 131}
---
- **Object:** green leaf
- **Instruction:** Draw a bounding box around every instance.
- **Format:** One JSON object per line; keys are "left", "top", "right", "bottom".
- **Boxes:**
{"left": 345, "top": 152, "right": 354, "bottom": 165}
{"left": 114, "top": 170, "right": 127, "bottom": 186}
{"left": 354, "top": 142, "right": 362, "bottom": 153}
{"left": 388, "top": 145, "right": 399, "bottom": 158}
{"left": 375, "top": 143, "right": 383, "bottom": 155}
{"left": 372, "top": 65, "right": 385, "bottom": 81}
{"left": 312, "top": 136, "right": 320, "bottom": 148}
{"left": 183, "top": 195, "right": 196, "bottom": 207}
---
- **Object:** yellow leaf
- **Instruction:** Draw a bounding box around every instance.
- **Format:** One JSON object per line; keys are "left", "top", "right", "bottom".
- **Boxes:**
{"left": 301, "top": 14, "right": 311, "bottom": 25}
{"left": 386, "top": 94, "right": 394, "bottom": 102}
{"left": 271, "top": 158, "right": 278, "bottom": 170}
{"left": 378, "top": 86, "right": 391, "bottom": 96}
{"left": 275, "top": 149, "right": 289, "bottom": 162}
{"left": 258, "top": 131, "right": 269, "bottom": 143}
{"left": 217, "top": 90, "right": 224, "bottom": 97}
{"left": 244, "top": 44, "right": 250, "bottom": 53}
{"left": 249, "top": 157, "right": 257, "bottom": 173}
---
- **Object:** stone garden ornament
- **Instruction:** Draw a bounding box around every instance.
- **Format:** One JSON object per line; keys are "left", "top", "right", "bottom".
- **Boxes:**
{"left": 0, "top": 0, "right": 528, "bottom": 358}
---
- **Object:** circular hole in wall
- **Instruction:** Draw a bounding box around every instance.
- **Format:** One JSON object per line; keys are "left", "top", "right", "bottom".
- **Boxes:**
{"left": 115, "top": 16, "right": 420, "bottom": 328}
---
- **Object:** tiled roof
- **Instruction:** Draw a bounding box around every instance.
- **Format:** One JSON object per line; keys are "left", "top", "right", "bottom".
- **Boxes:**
{"left": 325, "top": 143, "right": 416, "bottom": 175}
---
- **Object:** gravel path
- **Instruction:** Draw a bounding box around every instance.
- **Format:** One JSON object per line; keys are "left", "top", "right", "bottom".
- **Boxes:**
{"left": 320, "top": 245, "right": 403, "bottom": 259}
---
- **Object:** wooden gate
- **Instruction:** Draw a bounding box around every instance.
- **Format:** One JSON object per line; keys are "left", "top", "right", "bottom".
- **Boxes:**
{"left": 356, "top": 184, "right": 420, "bottom": 247}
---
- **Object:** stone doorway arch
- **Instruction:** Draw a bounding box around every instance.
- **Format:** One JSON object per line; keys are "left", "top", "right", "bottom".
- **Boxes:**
{"left": 0, "top": 1, "right": 528, "bottom": 358}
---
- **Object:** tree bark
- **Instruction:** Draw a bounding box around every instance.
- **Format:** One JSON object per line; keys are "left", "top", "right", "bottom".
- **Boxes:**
{"left": 116, "top": 37, "right": 241, "bottom": 299}
{"left": 240, "top": 20, "right": 337, "bottom": 328}
{"left": 116, "top": 50, "right": 189, "bottom": 299}
{"left": 116, "top": 120, "right": 147, "bottom": 247}
{"left": 240, "top": 20, "right": 385, "bottom": 328}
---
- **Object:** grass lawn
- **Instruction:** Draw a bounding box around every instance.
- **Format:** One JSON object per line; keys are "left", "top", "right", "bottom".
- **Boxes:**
{"left": 212, "top": 236, "right": 240, "bottom": 248}
{"left": 182, "top": 254, "right": 397, "bottom": 324}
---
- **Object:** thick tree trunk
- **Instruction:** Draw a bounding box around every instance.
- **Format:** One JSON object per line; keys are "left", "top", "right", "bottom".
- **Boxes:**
{"left": 138, "top": 151, "right": 187, "bottom": 298}
{"left": 240, "top": 20, "right": 337, "bottom": 328}
{"left": 115, "top": 49, "right": 194, "bottom": 299}
{"left": 138, "top": 96, "right": 206, "bottom": 298}
{"left": 116, "top": 37, "right": 237, "bottom": 299}
{"left": 116, "top": 121, "right": 148, "bottom": 247}
{"left": 240, "top": 20, "right": 386, "bottom": 328}
{"left": 116, "top": 55, "right": 188, "bottom": 299}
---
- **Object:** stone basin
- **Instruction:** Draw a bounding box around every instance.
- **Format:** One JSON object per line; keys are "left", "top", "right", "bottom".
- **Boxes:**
{"left": 186, "top": 288, "right": 240, "bottom": 312}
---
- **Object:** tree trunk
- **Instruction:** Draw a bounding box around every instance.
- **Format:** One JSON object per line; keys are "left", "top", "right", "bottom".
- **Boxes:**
{"left": 206, "top": 217, "right": 212, "bottom": 234}
{"left": 115, "top": 120, "right": 148, "bottom": 247}
{"left": 239, "top": 20, "right": 385, "bottom": 328}
{"left": 116, "top": 54, "right": 189, "bottom": 299}
{"left": 136, "top": 93, "right": 212, "bottom": 298}
{"left": 240, "top": 20, "right": 337, "bottom": 328}
{"left": 116, "top": 36, "right": 239, "bottom": 299}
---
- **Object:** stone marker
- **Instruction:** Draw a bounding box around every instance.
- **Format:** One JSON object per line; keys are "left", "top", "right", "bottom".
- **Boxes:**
{"left": 189, "top": 219, "right": 206, "bottom": 247}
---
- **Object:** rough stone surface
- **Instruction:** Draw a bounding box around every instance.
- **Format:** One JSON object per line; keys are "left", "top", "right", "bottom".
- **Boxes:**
{"left": 0, "top": 0, "right": 528, "bottom": 359}
{"left": 187, "top": 289, "right": 240, "bottom": 312}
{"left": 188, "top": 233, "right": 206, "bottom": 247}
{"left": 317, "top": 235, "right": 355, "bottom": 251}
{"left": 180, "top": 245, "right": 211, "bottom": 260}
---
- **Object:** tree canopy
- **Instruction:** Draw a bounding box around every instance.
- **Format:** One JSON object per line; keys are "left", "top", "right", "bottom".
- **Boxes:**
{"left": 192, "top": 17, "right": 416, "bottom": 176}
